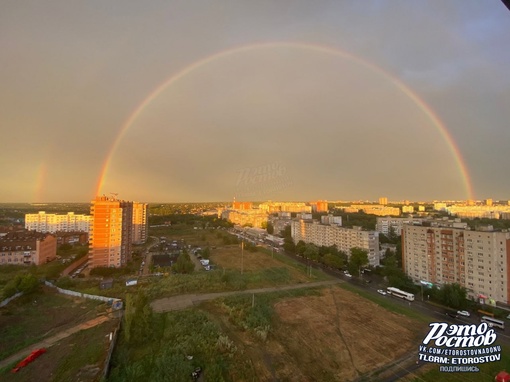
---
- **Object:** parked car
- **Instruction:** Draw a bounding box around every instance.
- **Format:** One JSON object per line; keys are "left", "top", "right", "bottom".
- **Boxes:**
{"left": 446, "top": 312, "right": 458, "bottom": 319}
{"left": 344, "top": 273, "right": 352, "bottom": 278}
{"left": 377, "top": 289, "right": 387, "bottom": 296}
{"left": 457, "top": 310, "right": 470, "bottom": 317}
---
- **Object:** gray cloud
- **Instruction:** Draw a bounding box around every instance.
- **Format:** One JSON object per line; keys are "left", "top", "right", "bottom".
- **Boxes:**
{"left": 1, "top": 1, "right": 509, "bottom": 202}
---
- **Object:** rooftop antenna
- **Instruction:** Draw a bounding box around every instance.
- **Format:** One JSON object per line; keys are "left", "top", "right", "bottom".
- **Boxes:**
{"left": 110, "top": 192, "right": 118, "bottom": 201}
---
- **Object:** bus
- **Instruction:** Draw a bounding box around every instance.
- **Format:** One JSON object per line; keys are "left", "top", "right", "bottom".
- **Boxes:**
{"left": 386, "top": 287, "right": 415, "bottom": 301}
{"left": 481, "top": 316, "right": 504, "bottom": 329}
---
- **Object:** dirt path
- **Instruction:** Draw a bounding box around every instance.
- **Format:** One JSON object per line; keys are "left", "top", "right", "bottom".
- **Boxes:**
{"left": 0, "top": 315, "right": 112, "bottom": 370}
{"left": 151, "top": 279, "right": 341, "bottom": 313}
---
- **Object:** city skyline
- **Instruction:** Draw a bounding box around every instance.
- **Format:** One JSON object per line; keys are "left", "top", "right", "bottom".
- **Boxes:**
{"left": 1, "top": 2, "right": 510, "bottom": 203}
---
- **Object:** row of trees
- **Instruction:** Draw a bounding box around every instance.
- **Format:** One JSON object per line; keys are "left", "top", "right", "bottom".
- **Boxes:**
{"left": 282, "top": 228, "right": 369, "bottom": 276}
{"left": 2, "top": 273, "right": 40, "bottom": 299}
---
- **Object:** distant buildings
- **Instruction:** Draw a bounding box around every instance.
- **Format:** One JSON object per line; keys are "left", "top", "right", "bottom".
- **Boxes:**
{"left": 221, "top": 209, "right": 268, "bottom": 228}
{"left": 310, "top": 200, "right": 329, "bottom": 213}
{"left": 25, "top": 211, "right": 90, "bottom": 233}
{"left": 402, "top": 221, "right": 510, "bottom": 304}
{"left": 291, "top": 218, "right": 380, "bottom": 266}
{"left": 0, "top": 230, "right": 57, "bottom": 266}
{"left": 379, "top": 197, "right": 388, "bottom": 205}
{"left": 376, "top": 216, "right": 424, "bottom": 236}
{"left": 258, "top": 201, "right": 311, "bottom": 214}
{"left": 343, "top": 204, "right": 400, "bottom": 216}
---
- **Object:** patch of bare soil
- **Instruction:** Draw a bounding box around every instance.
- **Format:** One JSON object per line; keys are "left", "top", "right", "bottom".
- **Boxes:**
{"left": 206, "top": 286, "right": 420, "bottom": 382}
{"left": 0, "top": 287, "right": 106, "bottom": 359}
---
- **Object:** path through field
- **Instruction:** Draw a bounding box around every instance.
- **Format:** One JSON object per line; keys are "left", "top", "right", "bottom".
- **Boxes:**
{"left": 0, "top": 314, "right": 112, "bottom": 370}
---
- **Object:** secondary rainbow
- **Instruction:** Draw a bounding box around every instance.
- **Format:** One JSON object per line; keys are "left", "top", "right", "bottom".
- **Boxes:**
{"left": 95, "top": 41, "right": 474, "bottom": 199}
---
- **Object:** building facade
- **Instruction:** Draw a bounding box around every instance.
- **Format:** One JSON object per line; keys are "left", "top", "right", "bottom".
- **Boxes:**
{"left": 376, "top": 216, "right": 424, "bottom": 236}
{"left": 132, "top": 202, "right": 148, "bottom": 244}
{"left": 89, "top": 196, "right": 134, "bottom": 269}
{"left": 291, "top": 219, "right": 380, "bottom": 266}
{"left": 402, "top": 223, "right": 510, "bottom": 304}
{"left": 344, "top": 204, "right": 400, "bottom": 216}
{"left": 25, "top": 211, "right": 90, "bottom": 233}
{"left": 258, "top": 201, "right": 312, "bottom": 214}
{"left": 0, "top": 230, "right": 57, "bottom": 266}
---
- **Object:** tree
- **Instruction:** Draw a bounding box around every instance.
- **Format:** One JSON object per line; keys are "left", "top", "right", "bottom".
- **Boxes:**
{"left": 348, "top": 247, "right": 369, "bottom": 276}
{"left": 266, "top": 222, "right": 274, "bottom": 235}
{"left": 323, "top": 253, "right": 344, "bottom": 270}
{"left": 303, "top": 243, "right": 319, "bottom": 261}
{"left": 438, "top": 283, "right": 468, "bottom": 309}
{"left": 283, "top": 237, "right": 295, "bottom": 253}
{"left": 388, "top": 226, "right": 399, "bottom": 243}
{"left": 296, "top": 240, "right": 306, "bottom": 256}
{"left": 201, "top": 247, "right": 211, "bottom": 259}
{"left": 172, "top": 251, "right": 194, "bottom": 274}
{"left": 2, "top": 273, "right": 40, "bottom": 299}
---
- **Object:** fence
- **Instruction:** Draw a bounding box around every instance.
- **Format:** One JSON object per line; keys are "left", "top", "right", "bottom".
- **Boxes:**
{"left": 101, "top": 320, "right": 122, "bottom": 379}
{"left": 0, "top": 292, "right": 24, "bottom": 308}
{"left": 44, "top": 281, "right": 123, "bottom": 310}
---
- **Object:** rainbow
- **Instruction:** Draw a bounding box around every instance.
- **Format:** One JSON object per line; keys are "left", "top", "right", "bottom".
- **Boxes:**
{"left": 95, "top": 41, "right": 474, "bottom": 199}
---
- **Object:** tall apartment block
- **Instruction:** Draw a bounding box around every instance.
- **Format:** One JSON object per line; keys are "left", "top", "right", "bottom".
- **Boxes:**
{"left": 132, "top": 202, "right": 148, "bottom": 244}
{"left": 25, "top": 211, "right": 90, "bottom": 233}
{"left": 89, "top": 196, "right": 133, "bottom": 269}
{"left": 402, "top": 223, "right": 510, "bottom": 304}
{"left": 291, "top": 219, "right": 380, "bottom": 266}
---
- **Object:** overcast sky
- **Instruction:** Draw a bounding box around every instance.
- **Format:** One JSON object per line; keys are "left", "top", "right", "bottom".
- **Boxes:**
{"left": 1, "top": 1, "right": 509, "bottom": 203}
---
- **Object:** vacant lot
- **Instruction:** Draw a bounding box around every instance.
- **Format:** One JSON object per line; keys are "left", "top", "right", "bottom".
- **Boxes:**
{"left": 0, "top": 319, "right": 119, "bottom": 382}
{"left": 204, "top": 285, "right": 421, "bottom": 381}
{"left": 0, "top": 287, "right": 106, "bottom": 360}
{"left": 210, "top": 244, "right": 314, "bottom": 281}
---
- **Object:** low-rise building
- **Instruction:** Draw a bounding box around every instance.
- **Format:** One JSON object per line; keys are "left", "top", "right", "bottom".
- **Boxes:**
{"left": 0, "top": 230, "right": 57, "bottom": 266}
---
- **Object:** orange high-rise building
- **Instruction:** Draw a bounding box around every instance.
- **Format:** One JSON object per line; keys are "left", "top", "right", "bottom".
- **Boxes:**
{"left": 310, "top": 200, "right": 328, "bottom": 212}
{"left": 89, "top": 196, "right": 133, "bottom": 268}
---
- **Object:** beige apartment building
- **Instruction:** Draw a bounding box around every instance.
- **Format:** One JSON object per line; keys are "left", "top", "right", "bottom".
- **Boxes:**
{"left": 25, "top": 211, "right": 90, "bottom": 233}
{"left": 132, "top": 202, "right": 148, "bottom": 244}
{"left": 376, "top": 216, "right": 424, "bottom": 236}
{"left": 291, "top": 219, "right": 380, "bottom": 266}
{"left": 258, "top": 201, "right": 312, "bottom": 214}
{"left": 221, "top": 209, "right": 268, "bottom": 228}
{"left": 402, "top": 223, "right": 510, "bottom": 304}
{"left": 344, "top": 204, "right": 400, "bottom": 216}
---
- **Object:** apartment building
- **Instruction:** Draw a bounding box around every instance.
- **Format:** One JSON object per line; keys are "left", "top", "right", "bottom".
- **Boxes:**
{"left": 88, "top": 196, "right": 134, "bottom": 269}
{"left": 258, "top": 201, "right": 312, "bottom": 214}
{"left": 402, "top": 223, "right": 510, "bottom": 304}
{"left": 0, "top": 230, "right": 57, "bottom": 266}
{"left": 132, "top": 202, "right": 148, "bottom": 244}
{"left": 345, "top": 204, "right": 400, "bottom": 216}
{"left": 221, "top": 209, "right": 267, "bottom": 228}
{"left": 291, "top": 219, "right": 380, "bottom": 266}
{"left": 376, "top": 216, "right": 424, "bottom": 236}
{"left": 25, "top": 211, "right": 90, "bottom": 233}
{"left": 310, "top": 200, "right": 329, "bottom": 213}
